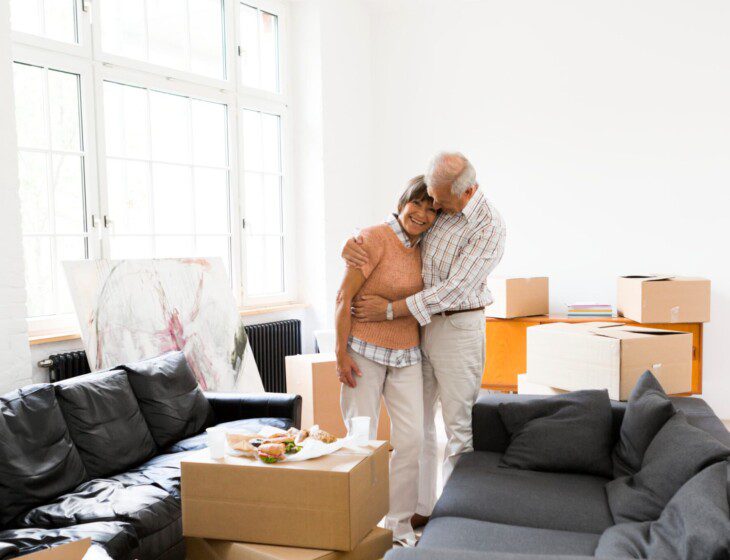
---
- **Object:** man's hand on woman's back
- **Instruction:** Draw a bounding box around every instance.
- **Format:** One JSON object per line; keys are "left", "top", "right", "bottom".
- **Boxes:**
{"left": 342, "top": 235, "right": 369, "bottom": 268}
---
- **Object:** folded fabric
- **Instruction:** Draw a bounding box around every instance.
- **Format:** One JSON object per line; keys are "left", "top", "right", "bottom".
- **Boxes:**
{"left": 498, "top": 390, "right": 614, "bottom": 477}
{"left": 612, "top": 370, "right": 676, "bottom": 478}
{"left": 606, "top": 411, "right": 730, "bottom": 523}
{"left": 596, "top": 460, "right": 730, "bottom": 559}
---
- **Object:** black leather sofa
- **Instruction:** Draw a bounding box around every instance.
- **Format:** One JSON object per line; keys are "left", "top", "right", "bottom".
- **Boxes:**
{"left": 0, "top": 351, "right": 301, "bottom": 560}
{"left": 387, "top": 392, "right": 730, "bottom": 560}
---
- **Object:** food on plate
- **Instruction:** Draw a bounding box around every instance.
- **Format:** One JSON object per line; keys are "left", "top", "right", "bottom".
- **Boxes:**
{"left": 249, "top": 438, "right": 265, "bottom": 448}
{"left": 291, "top": 428, "right": 309, "bottom": 443}
{"left": 225, "top": 433, "right": 258, "bottom": 457}
{"left": 258, "top": 442, "right": 286, "bottom": 463}
{"left": 309, "top": 428, "right": 337, "bottom": 444}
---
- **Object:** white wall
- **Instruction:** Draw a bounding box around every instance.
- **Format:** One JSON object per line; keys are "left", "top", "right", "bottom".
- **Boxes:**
{"left": 367, "top": 0, "right": 730, "bottom": 416}
{"left": 0, "top": 1, "right": 32, "bottom": 393}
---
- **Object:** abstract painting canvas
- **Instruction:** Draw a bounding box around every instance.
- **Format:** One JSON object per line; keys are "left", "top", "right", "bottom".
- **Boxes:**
{"left": 64, "top": 257, "right": 263, "bottom": 393}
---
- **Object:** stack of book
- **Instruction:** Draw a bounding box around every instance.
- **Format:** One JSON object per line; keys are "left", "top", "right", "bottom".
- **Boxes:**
{"left": 567, "top": 303, "right": 613, "bottom": 317}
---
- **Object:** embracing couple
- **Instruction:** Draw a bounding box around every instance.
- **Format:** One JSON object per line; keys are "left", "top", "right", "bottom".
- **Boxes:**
{"left": 335, "top": 151, "right": 506, "bottom": 545}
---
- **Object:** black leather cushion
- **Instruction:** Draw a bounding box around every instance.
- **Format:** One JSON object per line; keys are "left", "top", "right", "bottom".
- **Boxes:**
{"left": 55, "top": 370, "right": 158, "bottom": 478}
{"left": 165, "top": 417, "right": 292, "bottom": 454}
{"left": 0, "top": 384, "right": 87, "bottom": 526}
{"left": 432, "top": 451, "right": 613, "bottom": 534}
{"left": 418, "top": 517, "right": 600, "bottom": 556}
{"left": 19, "top": 478, "right": 180, "bottom": 543}
{"left": 498, "top": 390, "right": 614, "bottom": 477}
{"left": 606, "top": 411, "right": 730, "bottom": 523}
{"left": 596, "top": 460, "right": 730, "bottom": 559}
{"left": 612, "top": 370, "right": 675, "bottom": 477}
{"left": 121, "top": 351, "right": 212, "bottom": 448}
{"left": 0, "top": 521, "right": 138, "bottom": 560}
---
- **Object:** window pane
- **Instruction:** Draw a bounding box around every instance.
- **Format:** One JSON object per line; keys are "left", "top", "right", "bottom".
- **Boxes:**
{"left": 147, "top": 0, "right": 188, "bottom": 71}
{"left": 194, "top": 168, "right": 229, "bottom": 234}
{"left": 13, "top": 64, "right": 47, "bottom": 149}
{"left": 107, "top": 159, "right": 152, "bottom": 234}
{"left": 100, "top": 0, "right": 146, "bottom": 62}
{"left": 239, "top": 4, "right": 260, "bottom": 89}
{"left": 109, "top": 236, "right": 154, "bottom": 260}
{"left": 48, "top": 70, "right": 81, "bottom": 151}
{"left": 261, "top": 113, "right": 281, "bottom": 172}
{"left": 243, "top": 172, "right": 263, "bottom": 234}
{"left": 44, "top": 0, "right": 77, "bottom": 43}
{"left": 11, "top": 0, "right": 77, "bottom": 43}
{"left": 18, "top": 151, "right": 50, "bottom": 234}
{"left": 23, "top": 236, "right": 54, "bottom": 317}
{"left": 150, "top": 91, "right": 191, "bottom": 163}
{"left": 52, "top": 154, "right": 85, "bottom": 234}
{"left": 241, "top": 109, "right": 262, "bottom": 170}
{"left": 152, "top": 164, "right": 194, "bottom": 234}
{"left": 263, "top": 174, "right": 282, "bottom": 235}
{"left": 103, "top": 82, "right": 150, "bottom": 159}
{"left": 56, "top": 236, "right": 86, "bottom": 313}
{"left": 156, "top": 236, "right": 195, "bottom": 258}
{"left": 246, "top": 235, "right": 283, "bottom": 296}
{"left": 100, "top": 0, "right": 225, "bottom": 79}
{"left": 190, "top": 0, "right": 225, "bottom": 78}
{"left": 260, "top": 11, "right": 279, "bottom": 92}
{"left": 192, "top": 100, "right": 227, "bottom": 167}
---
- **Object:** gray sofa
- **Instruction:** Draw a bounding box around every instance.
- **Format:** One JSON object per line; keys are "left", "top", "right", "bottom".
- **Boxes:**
{"left": 387, "top": 392, "right": 730, "bottom": 560}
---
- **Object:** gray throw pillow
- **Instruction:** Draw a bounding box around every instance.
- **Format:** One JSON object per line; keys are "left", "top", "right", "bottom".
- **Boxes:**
{"left": 612, "top": 370, "right": 676, "bottom": 478}
{"left": 498, "top": 390, "right": 614, "bottom": 477}
{"left": 596, "top": 460, "right": 730, "bottom": 560}
{"left": 606, "top": 411, "right": 730, "bottom": 523}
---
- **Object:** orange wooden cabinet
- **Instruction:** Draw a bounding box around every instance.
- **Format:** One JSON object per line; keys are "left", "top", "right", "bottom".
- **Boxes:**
{"left": 482, "top": 315, "right": 703, "bottom": 394}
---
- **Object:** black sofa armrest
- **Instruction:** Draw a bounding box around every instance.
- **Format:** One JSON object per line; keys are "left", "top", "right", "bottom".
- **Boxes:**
{"left": 204, "top": 392, "right": 302, "bottom": 428}
{"left": 0, "top": 543, "right": 19, "bottom": 560}
{"left": 472, "top": 392, "right": 627, "bottom": 453}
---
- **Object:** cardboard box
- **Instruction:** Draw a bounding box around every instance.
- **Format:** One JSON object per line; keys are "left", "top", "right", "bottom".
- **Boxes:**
{"left": 617, "top": 276, "right": 710, "bottom": 323}
{"left": 285, "top": 354, "right": 390, "bottom": 441}
{"left": 181, "top": 442, "right": 389, "bottom": 551}
{"left": 517, "top": 373, "right": 568, "bottom": 396}
{"left": 23, "top": 540, "right": 91, "bottom": 560}
{"left": 526, "top": 322, "right": 692, "bottom": 400}
{"left": 185, "top": 527, "right": 393, "bottom": 560}
{"left": 485, "top": 277, "right": 549, "bottom": 319}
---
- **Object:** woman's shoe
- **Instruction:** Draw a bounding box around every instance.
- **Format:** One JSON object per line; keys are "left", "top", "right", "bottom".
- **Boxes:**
{"left": 410, "top": 513, "right": 430, "bottom": 529}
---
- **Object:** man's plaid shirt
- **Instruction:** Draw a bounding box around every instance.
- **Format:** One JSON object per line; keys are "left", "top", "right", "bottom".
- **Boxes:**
{"left": 348, "top": 214, "right": 422, "bottom": 368}
{"left": 406, "top": 189, "right": 506, "bottom": 326}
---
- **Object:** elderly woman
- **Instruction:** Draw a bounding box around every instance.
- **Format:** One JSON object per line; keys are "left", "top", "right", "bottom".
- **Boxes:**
{"left": 335, "top": 175, "right": 438, "bottom": 545}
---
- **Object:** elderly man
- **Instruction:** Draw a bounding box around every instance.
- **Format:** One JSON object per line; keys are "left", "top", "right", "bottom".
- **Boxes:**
{"left": 342, "top": 151, "right": 506, "bottom": 528}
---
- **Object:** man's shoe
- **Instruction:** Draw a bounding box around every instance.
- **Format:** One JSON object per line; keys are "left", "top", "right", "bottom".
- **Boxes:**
{"left": 411, "top": 513, "right": 430, "bottom": 529}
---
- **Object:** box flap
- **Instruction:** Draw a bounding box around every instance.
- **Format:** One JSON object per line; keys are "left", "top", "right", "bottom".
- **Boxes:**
{"left": 588, "top": 325, "right": 686, "bottom": 340}
{"left": 620, "top": 275, "right": 674, "bottom": 282}
{"left": 23, "top": 540, "right": 91, "bottom": 560}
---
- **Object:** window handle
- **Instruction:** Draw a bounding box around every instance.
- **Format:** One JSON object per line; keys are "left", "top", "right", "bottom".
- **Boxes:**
{"left": 91, "top": 214, "right": 97, "bottom": 228}
{"left": 103, "top": 215, "right": 112, "bottom": 228}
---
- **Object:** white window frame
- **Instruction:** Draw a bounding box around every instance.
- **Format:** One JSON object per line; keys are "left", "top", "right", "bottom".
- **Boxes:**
{"left": 10, "top": 0, "right": 296, "bottom": 334}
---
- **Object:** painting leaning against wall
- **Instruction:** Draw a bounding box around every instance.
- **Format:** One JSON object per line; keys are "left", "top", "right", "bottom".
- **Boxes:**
{"left": 64, "top": 257, "right": 263, "bottom": 393}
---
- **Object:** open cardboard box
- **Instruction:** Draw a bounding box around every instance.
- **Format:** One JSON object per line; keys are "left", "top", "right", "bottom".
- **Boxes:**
{"left": 181, "top": 442, "right": 389, "bottom": 551}
{"left": 617, "top": 276, "right": 710, "bottom": 323}
{"left": 485, "top": 277, "right": 549, "bottom": 319}
{"left": 22, "top": 539, "right": 91, "bottom": 560}
{"left": 185, "top": 527, "right": 392, "bottom": 560}
{"left": 526, "top": 322, "right": 692, "bottom": 400}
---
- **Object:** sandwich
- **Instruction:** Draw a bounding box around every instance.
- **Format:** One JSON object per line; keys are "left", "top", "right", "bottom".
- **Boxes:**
{"left": 257, "top": 442, "right": 286, "bottom": 463}
{"left": 225, "top": 433, "right": 258, "bottom": 458}
{"left": 309, "top": 428, "right": 337, "bottom": 444}
{"left": 289, "top": 427, "right": 309, "bottom": 443}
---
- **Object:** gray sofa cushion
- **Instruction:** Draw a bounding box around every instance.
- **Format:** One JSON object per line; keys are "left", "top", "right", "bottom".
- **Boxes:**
{"left": 386, "top": 550, "right": 600, "bottom": 560}
{"left": 432, "top": 451, "right": 613, "bottom": 534}
{"left": 596, "top": 460, "right": 730, "bottom": 559}
{"left": 612, "top": 371, "right": 675, "bottom": 478}
{"left": 498, "top": 390, "right": 614, "bottom": 477}
{"left": 418, "top": 516, "right": 600, "bottom": 556}
{"left": 606, "top": 411, "right": 730, "bottom": 523}
{"left": 121, "top": 351, "right": 212, "bottom": 448}
{"left": 55, "top": 370, "right": 158, "bottom": 478}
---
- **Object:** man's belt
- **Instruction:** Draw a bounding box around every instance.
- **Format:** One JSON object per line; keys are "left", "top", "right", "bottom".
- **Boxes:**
{"left": 441, "top": 307, "right": 485, "bottom": 317}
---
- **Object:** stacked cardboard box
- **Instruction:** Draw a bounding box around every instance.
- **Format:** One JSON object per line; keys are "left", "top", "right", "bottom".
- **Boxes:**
{"left": 525, "top": 322, "right": 692, "bottom": 400}
{"left": 181, "top": 442, "right": 392, "bottom": 560}
{"left": 617, "top": 276, "right": 710, "bottom": 323}
{"left": 485, "top": 277, "right": 549, "bottom": 319}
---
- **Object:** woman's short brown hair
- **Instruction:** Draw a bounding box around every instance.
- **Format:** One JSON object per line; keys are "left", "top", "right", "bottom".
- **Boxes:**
{"left": 397, "top": 175, "right": 433, "bottom": 214}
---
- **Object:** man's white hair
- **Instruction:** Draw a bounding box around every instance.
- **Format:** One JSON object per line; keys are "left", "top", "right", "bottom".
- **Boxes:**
{"left": 425, "top": 151, "right": 477, "bottom": 196}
